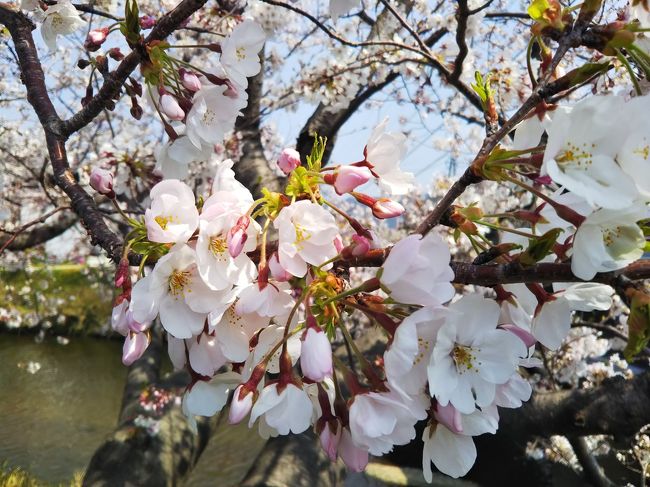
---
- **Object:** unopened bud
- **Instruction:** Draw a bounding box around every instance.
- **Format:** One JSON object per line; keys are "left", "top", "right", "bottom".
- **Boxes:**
{"left": 180, "top": 68, "right": 202, "bottom": 92}
{"left": 332, "top": 165, "right": 372, "bottom": 195}
{"left": 84, "top": 27, "right": 108, "bottom": 51}
{"left": 372, "top": 198, "right": 404, "bottom": 219}
{"left": 89, "top": 167, "right": 115, "bottom": 198}
{"left": 139, "top": 15, "right": 156, "bottom": 29}
{"left": 277, "top": 148, "right": 301, "bottom": 175}
{"left": 159, "top": 93, "right": 185, "bottom": 121}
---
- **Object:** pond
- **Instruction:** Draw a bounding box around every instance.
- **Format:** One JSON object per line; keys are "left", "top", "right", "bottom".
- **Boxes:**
{"left": 0, "top": 334, "right": 265, "bottom": 485}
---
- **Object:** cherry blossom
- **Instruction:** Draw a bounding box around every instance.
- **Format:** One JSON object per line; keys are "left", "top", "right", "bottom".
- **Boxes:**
{"left": 219, "top": 19, "right": 266, "bottom": 88}
{"left": 542, "top": 95, "right": 640, "bottom": 210}
{"left": 571, "top": 204, "right": 648, "bottom": 280}
{"left": 274, "top": 200, "right": 340, "bottom": 277}
{"left": 348, "top": 389, "right": 428, "bottom": 455}
{"left": 144, "top": 180, "right": 199, "bottom": 244}
{"left": 427, "top": 295, "right": 527, "bottom": 414}
{"left": 130, "top": 245, "right": 236, "bottom": 339}
{"left": 39, "top": 0, "right": 85, "bottom": 51}
{"left": 364, "top": 118, "right": 414, "bottom": 195}
{"left": 380, "top": 232, "right": 454, "bottom": 307}
{"left": 249, "top": 383, "right": 314, "bottom": 435}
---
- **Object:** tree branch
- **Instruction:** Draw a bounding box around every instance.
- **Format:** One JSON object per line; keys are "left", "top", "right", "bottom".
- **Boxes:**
{"left": 0, "top": 207, "right": 76, "bottom": 252}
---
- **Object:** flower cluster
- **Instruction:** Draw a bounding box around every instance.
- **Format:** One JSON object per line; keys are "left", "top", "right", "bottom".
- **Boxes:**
{"left": 101, "top": 119, "right": 600, "bottom": 481}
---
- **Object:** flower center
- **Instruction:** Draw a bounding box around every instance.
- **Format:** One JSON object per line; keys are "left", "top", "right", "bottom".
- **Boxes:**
{"left": 236, "top": 46, "right": 246, "bottom": 60}
{"left": 633, "top": 144, "right": 650, "bottom": 160}
{"left": 293, "top": 223, "right": 311, "bottom": 251}
{"left": 414, "top": 337, "right": 431, "bottom": 365}
{"left": 209, "top": 235, "right": 227, "bottom": 257}
{"left": 451, "top": 345, "right": 479, "bottom": 374}
{"left": 169, "top": 269, "right": 192, "bottom": 296}
{"left": 556, "top": 141, "right": 593, "bottom": 169}
{"left": 202, "top": 109, "right": 216, "bottom": 124}
{"left": 155, "top": 215, "right": 174, "bottom": 230}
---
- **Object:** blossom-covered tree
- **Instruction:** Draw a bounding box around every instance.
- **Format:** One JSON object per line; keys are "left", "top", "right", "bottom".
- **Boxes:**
{"left": 1, "top": 0, "right": 650, "bottom": 485}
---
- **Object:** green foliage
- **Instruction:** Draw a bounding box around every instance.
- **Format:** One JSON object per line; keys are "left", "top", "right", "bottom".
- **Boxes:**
{"left": 119, "top": 0, "right": 141, "bottom": 45}
{"left": 0, "top": 264, "right": 114, "bottom": 334}
{"left": 519, "top": 228, "right": 562, "bottom": 267}
{"left": 470, "top": 71, "right": 493, "bottom": 113}
{"left": 306, "top": 134, "right": 327, "bottom": 172}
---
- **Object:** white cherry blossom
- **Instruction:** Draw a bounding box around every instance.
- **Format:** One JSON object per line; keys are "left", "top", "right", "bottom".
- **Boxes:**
{"left": 365, "top": 118, "right": 414, "bottom": 195}
{"left": 40, "top": 0, "right": 86, "bottom": 51}
{"left": 249, "top": 382, "right": 313, "bottom": 435}
{"left": 422, "top": 404, "right": 499, "bottom": 480}
{"left": 186, "top": 85, "right": 248, "bottom": 149}
{"left": 274, "top": 200, "right": 340, "bottom": 277}
{"left": 542, "top": 95, "right": 639, "bottom": 209}
{"left": 220, "top": 20, "right": 266, "bottom": 88}
{"left": 380, "top": 232, "right": 455, "bottom": 307}
{"left": 384, "top": 306, "right": 449, "bottom": 396}
{"left": 427, "top": 294, "right": 527, "bottom": 414}
{"left": 130, "top": 245, "right": 236, "bottom": 339}
{"left": 144, "top": 180, "right": 199, "bottom": 244}
{"left": 571, "top": 204, "right": 648, "bottom": 280}
{"left": 348, "top": 389, "right": 428, "bottom": 455}
{"left": 196, "top": 211, "right": 258, "bottom": 290}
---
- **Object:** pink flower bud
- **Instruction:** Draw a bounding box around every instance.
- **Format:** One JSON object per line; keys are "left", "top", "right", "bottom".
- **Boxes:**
{"left": 127, "top": 311, "right": 151, "bottom": 333}
{"left": 180, "top": 69, "right": 202, "bottom": 92}
{"left": 434, "top": 402, "right": 463, "bottom": 434}
{"left": 228, "top": 384, "right": 254, "bottom": 424}
{"left": 226, "top": 215, "right": 250, "bottom": 258}
{"left": 122, "top": 332, "right": 150, "bottom": 366}
{"left": 338, "top": 428, "right": 368, "bottom": 472}
{"left": 333, "top": 165, "right": 372, "bottom": 195}
{"left": 277, "top": 148, "right": 301, "bottom": 175}
{"left": 300, "top": 326, "right": 333, "bottom": 382}
{"left": 84, "top": 27, "right": 108, "bottom": 51}
{"left": 372, "top": 198, "right": 405, "bottom": 219}
{"left": 350, "top": 234, "right": 370, "bottom": 257}
{"left": 139, "top": 15, "right": 156, "bottom": 29}
{"left": 499, "top": 323, "right": 537, "bottom": 348}
{"left": 269, "top": 252, "right": 291, "bottom": 282}
{"left": 333, "top": 235, "right": 344, "bottom": 253}
{"left": 89, "top": 167, "right": 114, "bottom": 197}
{"left": 319, "top": 422, "right": 341, "bottom": 462}
{"left": 160, "top": 93, "right": 185, "bottom": 121}
{"left": 111, "top": 301, "right": 130, "bottom": 336}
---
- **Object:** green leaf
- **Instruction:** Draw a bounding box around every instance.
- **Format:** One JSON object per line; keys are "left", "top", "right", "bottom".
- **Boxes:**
{"left": 306, "top": 134, "right": 327, "bottom": 171}
{"left": 518, "top": 228, "right": 562, "bottom": 267}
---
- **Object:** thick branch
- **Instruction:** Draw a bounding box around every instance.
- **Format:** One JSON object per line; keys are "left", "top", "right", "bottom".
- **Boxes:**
{"left": 0, "top": 209, "right": 77, "bottom": 252}
{"left": 501, "top": 370, "right": 650, "bottom": 438}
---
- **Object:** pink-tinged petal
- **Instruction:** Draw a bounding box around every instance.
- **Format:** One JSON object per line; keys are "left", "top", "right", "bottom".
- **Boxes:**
{"left": 338, "top": 429, "right": 369, "bottom": 472}
{"left": 300, "top": 327, "right": 333, "bottom": 382}
{"left": 122, "top": 332, "right": 149, "bottom": 366}
{"left": 434, "top": 403, "right": 463, "bottom": 434}
{"left": 229, "top": 385, "right": 254, "bottom": 424}
{"left": 498, "top": 323, "right": 537, "bottom": 349}
{"left": 277, "top": 148, "right": 301, "bottom": 174}
{"left": 319, "top": 422, "right": 341, "bottom": 462}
